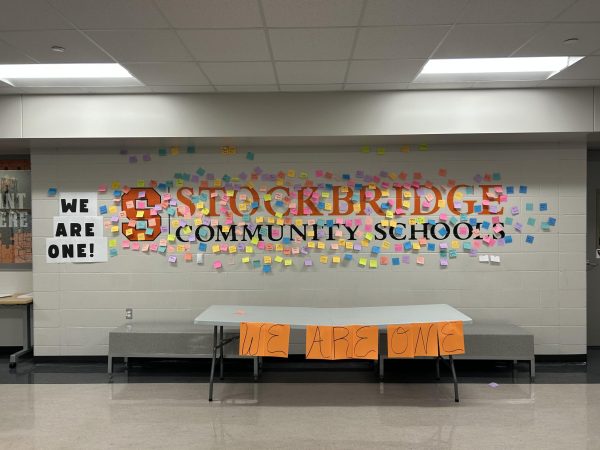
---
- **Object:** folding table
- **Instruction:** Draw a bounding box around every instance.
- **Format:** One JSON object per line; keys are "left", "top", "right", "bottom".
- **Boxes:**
{"left": 0, "top": 294, "right": 33, "bottom": 368}
{"left": 194, "top": 304, "right": 472, "bottom": 402}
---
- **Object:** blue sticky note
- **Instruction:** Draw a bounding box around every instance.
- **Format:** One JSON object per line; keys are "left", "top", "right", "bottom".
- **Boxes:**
{"left": 481, "top": 221, "right": 490, "bottom": 229}
{"left": 474, "top": 205, "right": 482, "bottom": 213}
{"left": 113, "top": 190, "right": 122, "bottom": 197}
{"left": 427, "top": 243, "right": 435, "bottom": 251}
{"left": 469, "top": 218, "right": 477, "bottom": 226}
{"left": 263, "top": 264, "right": 271, "bottom": 273}
{"left": 548, "top": 217, "right": 557, "bottom": 226}
{"left": 99, "top": 205, "right": 108, "bottom": 214}
{"left": 392, "top": 257, "right": 400, "bottom": 266}
{"left": 519, "top": 185, "right": 528, "bottom": 194}
{"left": 109, "top": 248, "right": 118, "bottom": 257}
{"left": 246, "top": 152, "right": 254, "bottom": 161}
{"left": 344, "top": 253, "right": 353, "bottom": 261}
{"left": 525, "top": 235, "right": 534, "bottom": 244}
{"left": 449, "top": 250, "right": 457, "bottom": 258}
{"left": 506, "top": 186, "right": 514, "bottom": 194}
{"left": 198, "top": 243, "right": 207, "bottom": 251}
{"left": 505, "top": 217, "right": 513, "bottom": 225}
{"left": 492, "top": 172, "right": 501, "bottom": 181}
{"left": 372, "top": 246, "right": 381, "bottom": 254}
{"left": 186, "top": 145, "right": 196, "bottom": 154}
{"left": 196, "top": 167, "right": 206, "bottom": 176}
{"left": 47, "top": 188, "right": 57, "bottom": 197}
{"left": 505, "top": 235, "right": 513, "bottom": 244}
{"left": 403, "top": 242, "right": 412, "bottom": 251}
{"left": 540, "top": 203, "right": 547, "bottom": 211}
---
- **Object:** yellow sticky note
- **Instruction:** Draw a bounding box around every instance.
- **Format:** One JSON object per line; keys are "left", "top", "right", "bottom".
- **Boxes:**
{"left": 125, "top": 228, "right": 133, "bottom": 236}
{"left": 109, "top": 206, "right": 117, "bottom": 214}
{"left": 275, "top": 255, "right": 283, "bottom": 263}
{"left": 136, "top": 211, "right": 144, "bottom": 218}
{"left": 365, "top": 232, "right": 374, "bottom": 241}
{"left": 108, "top": 239, "right": 116, "bottom": 248}
{"left": 332, "top": 256, "right": 341, "bottom": 264}
{"left": 451, "top": 240, "right": 460, "bottom": 249}
{"left": 412, "top": 242, "right": 420, "bottom": 250}
{"left": 320, "top": 255, "right": 328, "bottom": 264}
{"left": 167, "top": 234, "right": 176, "bottom": 242}
{"left": 110, "top": 225, "right": 118, "bottom": 233}
{"left": 264, "top": 256, "right": 272, "bottom": 264}
{"left": 317, "top": 242, "right": 325, "bottom": 249}
{"left": 369, "top": 259, "right": 378, "bottom": 268}
{"left": 359, "top": 257, "right": 367, "bottom": 266}
{"left": 242, "top": 256, "right": 250, "bottom": 263}
{"left": 229, "top": 245, "right": 237, "bottom": 254}
{"left": 284, "top": 259, "right": 292, "bottom": 266}
{"left": 245, "top": 246, "right": 254, "bottom": 253}
{"left": 212, "top": 244, "right": 220, "bottom": 253}
{"left": 308, "top": 242, "right": 316, "bottom": 248}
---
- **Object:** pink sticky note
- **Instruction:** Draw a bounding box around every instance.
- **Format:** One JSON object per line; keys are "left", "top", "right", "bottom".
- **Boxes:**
{"left": 98, "top": 184, "right": 107, "bottom": 193}
{"left": 131, "top": 242, "right": 140, "bottom": 251}
{"left": 121, "top": 240, "right": 130, "bottom": 249}
{"left": 213, "top": 260, "right": 222, "bottom": 269}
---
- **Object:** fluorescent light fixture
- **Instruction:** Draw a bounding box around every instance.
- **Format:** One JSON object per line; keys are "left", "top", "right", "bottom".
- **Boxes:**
{"left": 0, "top": 63, "right": 142, "bottom": 87}
{"left": 414, "top": 56, "right": 584, "bottom": 83}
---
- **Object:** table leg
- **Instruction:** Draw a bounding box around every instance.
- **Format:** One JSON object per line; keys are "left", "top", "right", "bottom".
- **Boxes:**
{"left": 378, "top": 355, "right": 384, "bottom": 381}
{"left": 449, "top": 355, "right": 459, "bottom": 403}
{"left": 435, "top": 356, "right": 441, "bottom": 380}
{"left": 219, "top": 326, "right": 224, "bottom": 380}
{"left": 9, "top": 303, "right": 33, "bottom": 368}
{"left": 253, "top": 357, "right": 259, "bottom": 381}
{"left": 209, "top": 326, "right": 217, "bottom": 402}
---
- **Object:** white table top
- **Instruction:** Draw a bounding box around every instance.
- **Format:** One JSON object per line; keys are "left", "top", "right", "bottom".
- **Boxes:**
{"left": 194, "top": 304, "right": 472, "bottom": 329}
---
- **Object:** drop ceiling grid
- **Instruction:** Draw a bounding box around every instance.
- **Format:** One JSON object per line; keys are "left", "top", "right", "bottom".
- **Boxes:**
{"left": 0, "top": 0, "right": 597, "bottom": 93}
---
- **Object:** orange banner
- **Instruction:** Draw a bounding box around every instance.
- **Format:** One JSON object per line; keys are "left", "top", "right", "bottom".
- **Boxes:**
{"left": 306, "top": 325, "right": 378, "bottom": 360}
{"left": 437, "top": 321, "right": 465, "bottom": 355}
{"left": 239, "top": 322, "right": 291, "bottom": 358}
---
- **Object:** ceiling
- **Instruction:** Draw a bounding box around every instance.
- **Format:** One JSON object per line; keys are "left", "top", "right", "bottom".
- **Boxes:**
{"left": 0, "top": 0, "right": 599, "bottom": 94}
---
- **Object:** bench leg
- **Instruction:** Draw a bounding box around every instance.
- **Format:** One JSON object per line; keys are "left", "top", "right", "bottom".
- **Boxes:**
{"left": 108, "top": 356, "right": 112, "bottom": 374}
{"left": 209, "top": 326, "right": 217, "bottom": 402}
{"left": 219, "top": 326, "right": 224, "bottom": 380}
{"left": 449, "top": 355, "right": 459, "bottom": 403}
{"left": 530, "top": 358, "right": 535, "bottom": 382}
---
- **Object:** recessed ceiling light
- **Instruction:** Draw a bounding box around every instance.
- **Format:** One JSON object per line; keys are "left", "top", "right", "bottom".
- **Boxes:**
{"left": 51, "top": 45, "right": 65, "bottom": 53}
{"left": 414, "top": 56, "right": 584, "bottom": 83}
{"left": 0, "top": 63, "right": 142, "bottom": 87}
{"left": 563, "top": 38, "right": 579, "bottom": 45}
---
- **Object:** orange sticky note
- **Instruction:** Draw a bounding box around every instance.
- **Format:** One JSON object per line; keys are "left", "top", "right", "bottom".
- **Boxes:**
{"left": 239, "top": 322, "right": 290, "bottom": 358}
{"left": 437, "top": 321, "right": 465, "bottom": 355}
{"left": 413, "top": 323, "right": 439, "bottom": 357}
{"left": 306, "top": 326, "right": 333, "bottom": 360}
{"left": 387, "top": 324, "right": 415, "bottom": 358}
{"left": 350, "top": 325, "right": 378, "bottom": 360}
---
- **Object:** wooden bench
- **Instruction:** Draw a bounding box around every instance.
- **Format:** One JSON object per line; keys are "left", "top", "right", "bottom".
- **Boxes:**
{"left": 108, "top": 323, "right": 258, "bottom": 378}
{"left": 378, "top": 323, "right": 535, "bottom": 382}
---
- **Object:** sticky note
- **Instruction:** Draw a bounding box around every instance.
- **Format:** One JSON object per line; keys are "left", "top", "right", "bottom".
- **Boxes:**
{"left": 168, "top": 255, "right": 177, "bottom": 263}
{"left": 416, "top": 256, "right": 425, "bottom": 265}
{"left": 369, "top": 259, "right": 378, "bottom": 268}
{"left": 213, "top": 260, "right": 222, "bottom": 269}
{"left": 525, "top": 235, "right": 534, "bottom": 244}
{"left": 539, "top": 202, "right": 548, "bottom": 211}
{"left": 479, "top": 254, "right": 489, "bottom": 263}
{"left": 519, "top": 185, "right": 528, "bottom": 194}
{"left": 196, "top": 253, "right": 204, "bottom": 265}
{"left": 47, "top": 188, "right": 57, "bottom": 197}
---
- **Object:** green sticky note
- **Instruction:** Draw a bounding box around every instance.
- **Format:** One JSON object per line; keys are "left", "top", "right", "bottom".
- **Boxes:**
{"left": 526, "top": 203, "right": 533, "bottom": 211}
{"left": 527, "top": 217, "right": 536, "bottom": 226}
{"left": 186, "top": 145, "right": 196, "bottom": 154}
{"left": 158, "top": 148, "right": 167, "bottom": 156}
{"left": 246, "top": 152, "right": 254, "bottom": 160}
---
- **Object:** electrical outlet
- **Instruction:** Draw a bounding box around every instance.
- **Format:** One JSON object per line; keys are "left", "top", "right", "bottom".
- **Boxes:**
{"left": 125, "top": 308, "right": 133, "bottom": 320}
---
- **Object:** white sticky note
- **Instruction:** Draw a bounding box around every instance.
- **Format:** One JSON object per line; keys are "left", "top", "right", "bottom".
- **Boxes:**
{"left": 479, "top": 254, "right": 490, "bottom": 263}
{"left": 490, "top": 255, "right": 501, "bottom": 264}
{"left": 196, "top": 253, "right": 204, "bottom": 265}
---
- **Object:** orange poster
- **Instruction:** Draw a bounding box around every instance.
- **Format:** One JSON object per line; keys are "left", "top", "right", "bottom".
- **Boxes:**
{"left": 239, "top": 322, "right": 290, "bottom": 358}
{"left": 306, "top": 325, "right": 333, "bottom": 360}
{"left": 387, "top": 324, "right": 415, "bottom": 358}
{"left": 413, "top": 323, "right": 439, "bottom": 357}
{"left": 437, "top": 321, "right": 465, "bottom": 355}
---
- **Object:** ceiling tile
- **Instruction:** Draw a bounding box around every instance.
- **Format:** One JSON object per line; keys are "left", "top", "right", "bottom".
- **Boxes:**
{"left": 551, "top": 56, "right": 600, "bottom": 80}
{"left": 49, "top": 0, "right": 169, "bottom": 29}
{"left": 344, "top": 82, "right": 409, "bottom": 90}
{"left": 262, "top": 0, "right": 363, "bottom": 27}
{"left": 122, "top": 62, "right": 209, "bottom": 85}
{"left": 458, "top": 0, "right": 573, "bottom": 24}
{"left": 150, "top": 85, "right": 215, "bottom": 93}
{"left": 0, "top": 0, "right": 73, "bottom": 30}
{"left": 0, "top": 30, "right": 112, "bottom": 63}
{"left": 178, "top": 30, "right": 270, "bottom": 61}
{"left": 269, "top": 28, "right": 355, "bottom": 61}
{"left": 354, "top": 26, "right": 450, "bottom": 59}
{"left": 85, "top": 30, "right": 192, "bottom": 62}
{"left": 433, "top": 24, "right": 542, "bottom": 58}
{"left": 555, "top": 0, "right": 600, "bottom": 22}
{"left": 200, "top": 62, "right": 276, "bottom": 85}
{"left": 281, "top": 84, "right": 343, "bottom": 91}
{"left": 514, "top": 24, "right": 600, "bottom": 57}
{"left": 215, "top": 85, "right": 279, "bottom": 92}
{"left": 346, "top": 59, "right": 426, "bottom": 83}
{"left": 155, "top": 0, "right": 262, "bottom": 28}
{"left": 0, "top": 40, "right": 35, "bottom": 64}
{"left": 363, "top": 0, "right": 469, "bottom": 25}
{"left": 276, "top": 61, "right": 348, "bottom": 84}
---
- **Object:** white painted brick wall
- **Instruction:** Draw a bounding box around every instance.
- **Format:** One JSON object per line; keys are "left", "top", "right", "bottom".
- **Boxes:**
{"left": 31, "top": 142, "right": 587, "bottom": 355}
